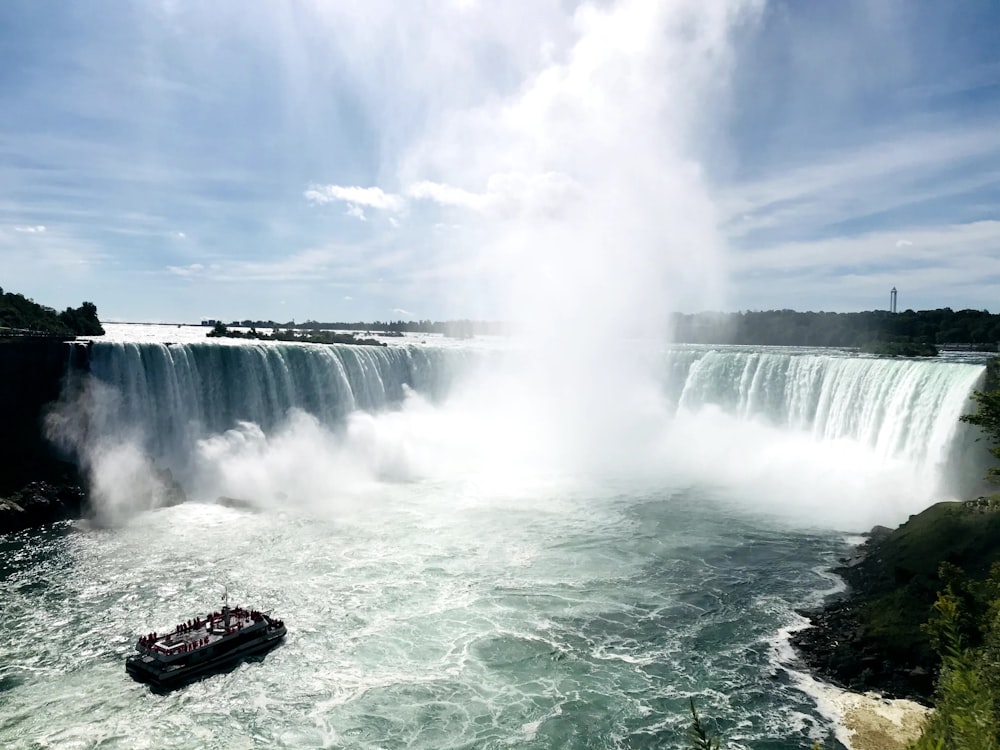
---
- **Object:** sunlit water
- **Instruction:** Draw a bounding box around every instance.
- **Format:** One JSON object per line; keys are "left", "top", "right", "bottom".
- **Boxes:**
{"left": 1, "top": 486, "right": 847, "bottom": 750}
{"left": 0, "top": 325, "right": 988, "bottom": 749}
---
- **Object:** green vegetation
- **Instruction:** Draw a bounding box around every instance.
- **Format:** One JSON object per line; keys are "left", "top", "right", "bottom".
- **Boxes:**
{"left": 790, "top": 497, "right": 1000, "bottom": 705}
{"left": 860, "top": 338, "right": 939, "bottom": 357}
{"left": 206, "top": 317, "right": 506, "bottom": 337}
{"left": 961, "top": 378, "right": 1000, "bottom": 484}
{"left": 206, "top": 323, "right": 386, "bottom": 347}
{"left": 861, "top": 498, "right": 1000, "bottom": 650}
{"left": 906, "top": 564, "right": 1000, "bottom": 749}
{"left": 688, "top": 554, "right": 1000, "bottom": 747}
{"left": 900, "top": 366, "right": 1000, "bottom": 746}
{"left": 672, "top": 308, "right": 1000, "bottom": 352}
{"left": 0, "top": 287, "right": 104, "bottom": 337}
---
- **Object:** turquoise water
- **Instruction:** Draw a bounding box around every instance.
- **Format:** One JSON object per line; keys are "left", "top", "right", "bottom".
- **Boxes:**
{"left": 1, "top": 481, "right": 847, "bottom": 749}
{"left": 2, "top": 328, "right": 986, "bottom": 748}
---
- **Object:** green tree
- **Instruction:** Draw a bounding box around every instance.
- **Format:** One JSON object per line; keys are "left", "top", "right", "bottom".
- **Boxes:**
{"left": 960, "top": 386, "right": 1000, "bottom": 483}
{"left": 907, "top": 567, "right": 1000, "bottom": 749}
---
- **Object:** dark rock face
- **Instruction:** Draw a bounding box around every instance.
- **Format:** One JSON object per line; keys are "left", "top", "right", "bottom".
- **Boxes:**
{"left": 0, "top": 338, "right": 91, "bottom": 533}
{"left": 0, "top": 477, "right": 88, "bottom": 534}
{"left": 0, "top": 338, "right": 88, "bottom": 494}
{"left": 791, "top": 593, "right": 935, "bottom": 702}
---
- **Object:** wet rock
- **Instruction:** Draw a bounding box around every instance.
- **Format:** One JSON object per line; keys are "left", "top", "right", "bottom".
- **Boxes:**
{"left": 0, "top": 477, "right": 88, "bottom": 534}
{"left": 793, "top": 499, "right": 1000, "bottom": 703}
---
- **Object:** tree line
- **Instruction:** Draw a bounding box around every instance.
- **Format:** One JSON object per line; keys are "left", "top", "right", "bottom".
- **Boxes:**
{"left": 670, "top": 308, "right": 1000, "bottom": 350}
{"left": 0, "top": 287, "right": 104, "bottom": 337}
{"left": 215, "top": 309, "right": 1000, "bottom": 349}
{"left": 206, "top": 322, "right": 385, "bottom": 347}
{"left": 209, "top": 318, "right": 510, "bottom": 338}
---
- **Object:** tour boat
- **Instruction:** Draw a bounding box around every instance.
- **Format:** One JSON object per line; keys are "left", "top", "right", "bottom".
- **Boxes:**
{"left": 126, "top": 595, "right": 286, "bottom": 689}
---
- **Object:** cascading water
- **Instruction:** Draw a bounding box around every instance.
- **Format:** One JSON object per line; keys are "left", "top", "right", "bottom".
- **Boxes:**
{"left": 86, "top": 340, "right": 465, "bottom": 448}
{"left": 83, "top": 342, "right": 984, "bottom": 459}
{"left": 4, "top": 328, "right": 991, "bottom": 750}
{"left": 67, "top": 339, "right": 986, "bottom": 510}
{"left": 666, "top": 347, "right": 984, "bottom": 476}
{"left": 54, "top": 336, "right": 988, "bottom": 524}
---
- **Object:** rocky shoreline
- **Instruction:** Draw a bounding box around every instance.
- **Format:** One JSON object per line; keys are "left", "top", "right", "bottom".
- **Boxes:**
{"left": 791, "top": 588, "right": 934, "bottom": 703}
{"left": 0, "top": 463, "right": 195, "bottom": 534}
{"left": 792, "top": 497, "right": 1000, "bottom": 705}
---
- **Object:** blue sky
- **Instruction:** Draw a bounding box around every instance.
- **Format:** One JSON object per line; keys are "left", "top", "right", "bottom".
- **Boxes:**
{"left": 2, "top": 0, "right": 999, "bottom": 324}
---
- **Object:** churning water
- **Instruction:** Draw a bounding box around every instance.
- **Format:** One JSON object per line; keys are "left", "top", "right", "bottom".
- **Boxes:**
{"left": 0, "top": 325, "right": 988, "bottom": 749}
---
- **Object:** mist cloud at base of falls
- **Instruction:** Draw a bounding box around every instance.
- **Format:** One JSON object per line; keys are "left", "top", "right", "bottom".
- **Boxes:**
{"left": 45, "top": 340, "right": 988, "bottom": 532}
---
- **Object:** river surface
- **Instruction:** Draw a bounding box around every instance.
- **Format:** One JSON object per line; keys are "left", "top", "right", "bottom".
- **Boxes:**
{"left": 0, "top": 325, "right": 986, "bottom": 749}
{"left": 1, "top": 485, "right": 848, "bottom": 749}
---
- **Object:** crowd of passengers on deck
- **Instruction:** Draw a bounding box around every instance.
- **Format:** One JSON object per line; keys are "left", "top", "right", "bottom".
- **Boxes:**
{"left": 136, "top": 608, "right": 279, "bottom": 655}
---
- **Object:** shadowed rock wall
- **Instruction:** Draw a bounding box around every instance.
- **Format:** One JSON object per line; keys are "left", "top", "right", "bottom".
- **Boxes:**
{"left": 0, "top": 338, "right": 87, "bottom": 494}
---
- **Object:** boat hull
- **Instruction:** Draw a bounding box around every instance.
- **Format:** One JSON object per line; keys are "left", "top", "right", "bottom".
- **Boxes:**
{"left": 126, "top": 626, "right": 286, "bottom": 690}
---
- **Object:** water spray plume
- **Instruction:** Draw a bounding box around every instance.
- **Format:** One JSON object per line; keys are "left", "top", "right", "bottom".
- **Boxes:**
{"left": 377, "top": 1, "right": 757, "bottom": 475}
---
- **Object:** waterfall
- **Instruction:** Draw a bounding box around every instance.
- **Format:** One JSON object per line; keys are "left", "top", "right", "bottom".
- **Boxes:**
{"left": 76, "top": 340, "right": 988, "bottom": 497}
{"left": 84, "top": 342, "right": 987, "bottom": 468}
{"left": 84, "top": 341, "right": 470, "bottom": 465}
{"left": 53, "top": 336, "right": 992, "bottom": 525}
{"left": 663, "top": 347, "right": 985, "bottom": 476}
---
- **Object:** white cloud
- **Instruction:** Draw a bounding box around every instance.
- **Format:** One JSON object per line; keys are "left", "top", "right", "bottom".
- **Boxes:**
{"left": 172, "top": 231, "right": 187, "bottom": 239}
{"left": 392, "top": 308, "right": 414, "bottom": 317}
{"left": 308, "top": 171, "right": 585, "bottom": 224}
{"left": 1, "top": 223, "right": 105, "bottom": 273}
{"left": 167, "top": 262, "right": 206, "bottom": 276}
{"left": 896, "top": 238, "right": 913, "bottom": 247}
{"left": 304, "top": 184, "right": 405, "bottom": 220}
{"left": 159, "top": 240, "right": 420, "bottom": 285}
{"left": 297, "top": 0, "right": 757, "bottom": 321}
{"left": 407, "top": 181, "right": 486, "bottom": 211}
{"left": 406, "top": 172, "right": 583, "bottom": 220}
{"left": 344, "top": 204, "right": 367, "bottom": 221}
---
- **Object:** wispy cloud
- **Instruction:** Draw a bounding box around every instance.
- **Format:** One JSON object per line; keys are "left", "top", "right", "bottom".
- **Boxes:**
{"left": 721, "top": 125, "right": 1000, "bottom": 244}
{"left": 406, "top": 181, "right": 485, "bottom": 211}
{"left": 163, "top": 237, "right": 433, "bottom": 285}
{"left": 406, "top": 173, "right": 583, "bottom": 219}
{"left": 167, "top": 263, "right": 206, "bottom": 277}
{"left": 304, "top": 185, "right": 405, "bottom": 220}
{"left": 308, "top": 172, "right": 584, "bottom": 223}
{"left": 731, "top": 220, "right": 1000, "bottom": 311}
{"left": 4, "top": 0, "right": 1000, "bottom": 321}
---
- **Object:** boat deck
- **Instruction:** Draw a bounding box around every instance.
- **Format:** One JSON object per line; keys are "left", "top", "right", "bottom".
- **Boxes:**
{"left": 136, "top": 607, "right": 270, "bottom": 661}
